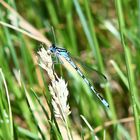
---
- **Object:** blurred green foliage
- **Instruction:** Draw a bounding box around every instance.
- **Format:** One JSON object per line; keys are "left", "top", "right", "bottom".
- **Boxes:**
{"left": 0, "top": 0, "right": 140, "bottom": 139}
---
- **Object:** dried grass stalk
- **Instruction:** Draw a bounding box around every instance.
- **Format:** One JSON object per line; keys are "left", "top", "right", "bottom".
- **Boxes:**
{"left": 37, "top": 47, "right": 72, "bottom": 140}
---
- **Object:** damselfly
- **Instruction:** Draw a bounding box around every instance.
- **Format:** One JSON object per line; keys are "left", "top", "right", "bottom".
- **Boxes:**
{"left": 49, "top": 44, "right": 109, "bottom": 108}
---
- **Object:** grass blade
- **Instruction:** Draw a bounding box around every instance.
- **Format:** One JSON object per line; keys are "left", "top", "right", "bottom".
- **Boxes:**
{"left": 115, "top": 0, "right": 140, "bottom": 139}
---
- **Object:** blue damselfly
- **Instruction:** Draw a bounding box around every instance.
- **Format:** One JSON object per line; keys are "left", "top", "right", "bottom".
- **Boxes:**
{"left": 49, "top": 44, "right": 109, "bottom": 108}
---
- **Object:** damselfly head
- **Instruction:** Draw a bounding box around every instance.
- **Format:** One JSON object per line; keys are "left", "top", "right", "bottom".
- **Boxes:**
{"left": 49, "top": 44, "right": 57, "bottom": 53}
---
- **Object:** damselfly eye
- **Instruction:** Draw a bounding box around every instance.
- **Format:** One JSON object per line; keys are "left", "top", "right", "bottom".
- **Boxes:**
{"left": 49, "top": 45, "right": 56, "bottom": 53}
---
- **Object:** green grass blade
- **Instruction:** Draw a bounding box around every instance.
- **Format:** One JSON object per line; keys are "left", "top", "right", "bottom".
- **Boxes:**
{"left": 0, "top": 69, "right": 14, "bottom": 140}
{"left": 73, "top": 0, "right": 95, "bottom": 55}
{"left": 115, "top": 0, "right": 140, "bottom": 139}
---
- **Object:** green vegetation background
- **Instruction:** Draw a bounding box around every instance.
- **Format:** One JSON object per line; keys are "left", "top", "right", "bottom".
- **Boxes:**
{"left": 0, "top": 0, "right": 140, "bottom": 139}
